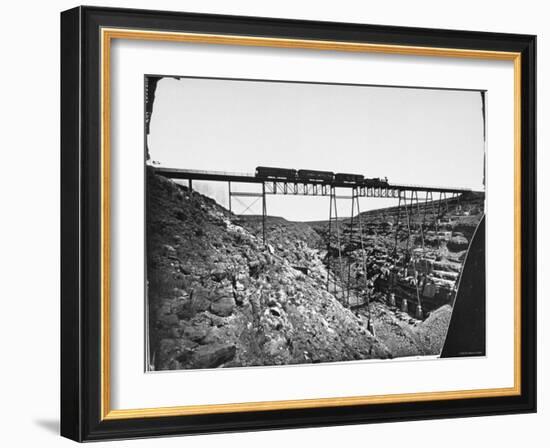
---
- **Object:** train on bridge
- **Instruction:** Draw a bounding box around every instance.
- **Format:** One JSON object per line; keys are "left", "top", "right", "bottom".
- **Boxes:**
{"left": 255, "top": 166, "right": 389, "bottom": 188}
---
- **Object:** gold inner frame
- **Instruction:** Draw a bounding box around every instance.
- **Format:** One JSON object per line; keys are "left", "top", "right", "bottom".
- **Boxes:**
{"left": 100, "top": 27, "right": 522, "bottom": 420}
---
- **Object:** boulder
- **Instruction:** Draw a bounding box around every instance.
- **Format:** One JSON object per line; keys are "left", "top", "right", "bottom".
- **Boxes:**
{"left": 263, "top": 336, "right": 287, "bottom": 357}
{"left": 158, "top": 313, "right": 179, "bottom": 327}
{"left": 183, "top": 325, "right": 210, "bottom": 343}
{"left": 211, "top": 267, "right": 230, "bottom": 282}
{"left": 173, "top": 296, "right": 196, "bottom": 320}
{"left": 201, "top": 326, "right": 223, "bottom": 345}
{"left": 191, "top": 287, "right": 211, "bottom": 312}
{"left": 190, "top": 344, "right": 236, "bottom": 369}
{"left": 162, "top": 244, "right": 177, "bottom": 257}
{"left": 210, "top": 296, "right": 236, "bottom": 317}
{"left": 448, "top": 235, "right": 469, "bottom": 251}
{"left": 158, "top": 338, "right": 176, "bottom": 357}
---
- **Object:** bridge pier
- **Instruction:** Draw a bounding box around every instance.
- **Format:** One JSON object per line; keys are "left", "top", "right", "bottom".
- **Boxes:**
{"left": 415, "top": 304, "right": 424, "bottom": 320}
{"left": 228, "top": 181, "right": 232, "bottom": 212}
{"left": 326, "top": 186, "right": 345, "bottom": 298}
{"left": 262, "top": 183, "right": 266, "bottom": 246}
{"left": 346, "top": 187, "right": 369, "bottom": 309}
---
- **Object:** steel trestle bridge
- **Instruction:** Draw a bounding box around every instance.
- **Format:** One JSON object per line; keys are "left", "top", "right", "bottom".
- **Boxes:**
{"left": 154, "top": 166, "right": 483, "bottom": 323}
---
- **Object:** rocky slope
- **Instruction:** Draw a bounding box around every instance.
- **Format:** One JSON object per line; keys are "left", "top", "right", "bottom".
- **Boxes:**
{"left": 147, "top": 170, "right": 390, "bottom": 371}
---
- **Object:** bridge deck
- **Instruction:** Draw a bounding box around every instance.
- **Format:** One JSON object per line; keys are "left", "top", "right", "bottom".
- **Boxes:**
{"left": 154, "top": 167, "right": 481, "bottom": 195}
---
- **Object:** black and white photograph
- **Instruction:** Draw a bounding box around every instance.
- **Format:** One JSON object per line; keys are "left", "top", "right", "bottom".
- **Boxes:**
{"left": 52, "top": 4, "right": 538, "bottom": 443}
{"left": 144, "top": 75, "right": 487, "bottom": 372}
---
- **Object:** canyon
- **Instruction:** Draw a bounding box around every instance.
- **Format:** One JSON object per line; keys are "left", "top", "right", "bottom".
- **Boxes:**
{"left": 146, "top": 169, "right": 484, "bottom": 371}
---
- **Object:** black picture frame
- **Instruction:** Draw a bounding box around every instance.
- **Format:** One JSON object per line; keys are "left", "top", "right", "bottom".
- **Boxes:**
{"left": 61, "top": 6, "right": 536, "bottom": 442}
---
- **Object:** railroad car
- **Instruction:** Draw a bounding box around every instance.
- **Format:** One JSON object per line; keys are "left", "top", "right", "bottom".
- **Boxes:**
{"left": 255, "top": 166, "right": 297, "bottom": 180}
{"left": 297, "top": 169, "right": 334, "bottom": 183}
{"left": 335, "top": 172, "right": 365, "bottom": 184}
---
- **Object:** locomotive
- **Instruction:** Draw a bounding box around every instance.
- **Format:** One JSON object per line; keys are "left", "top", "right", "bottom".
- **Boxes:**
{"left": 364, "top": 177, "right": 390, "bottom": 188}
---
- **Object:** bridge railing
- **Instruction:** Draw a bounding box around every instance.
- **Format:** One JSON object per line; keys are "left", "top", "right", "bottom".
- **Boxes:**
{"left": 391, "top": 182, "right": 476, "bottom": 192}
{"left": 154, "top": 166, "right": 255, "bottom": 178}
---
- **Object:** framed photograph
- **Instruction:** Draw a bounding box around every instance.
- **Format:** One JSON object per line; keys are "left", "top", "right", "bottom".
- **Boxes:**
{"left": 60, "top": 6, "right": 536, "bottom": 441}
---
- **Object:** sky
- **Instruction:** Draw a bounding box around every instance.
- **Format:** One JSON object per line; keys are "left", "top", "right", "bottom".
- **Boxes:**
{"left": 147, "top": 76, "right": 485, "bottom": 221}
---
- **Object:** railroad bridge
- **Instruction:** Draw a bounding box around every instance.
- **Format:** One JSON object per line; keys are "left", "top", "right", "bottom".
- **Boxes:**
{"left": 154, "top": 166, "right": 483, "bottom": 328}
